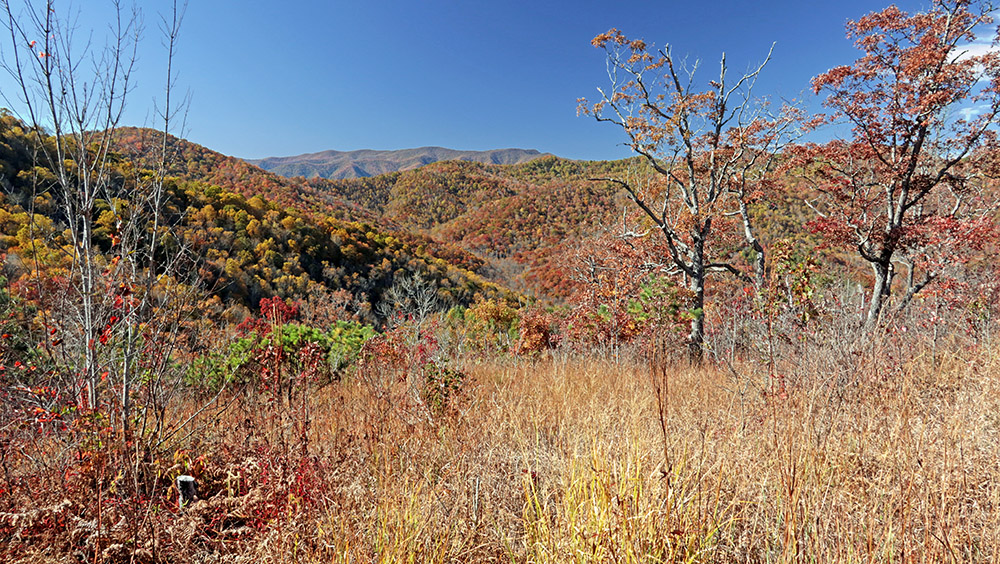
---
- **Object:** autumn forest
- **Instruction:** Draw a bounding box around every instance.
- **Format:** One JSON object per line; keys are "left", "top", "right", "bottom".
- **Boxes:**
{"left": 3, "top": 0, "right": 1000, "bottom": 562}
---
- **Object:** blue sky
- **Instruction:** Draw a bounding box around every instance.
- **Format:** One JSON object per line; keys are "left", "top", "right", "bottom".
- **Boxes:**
{"left": 1, "top": 1, "right": 941, "bottom": 160}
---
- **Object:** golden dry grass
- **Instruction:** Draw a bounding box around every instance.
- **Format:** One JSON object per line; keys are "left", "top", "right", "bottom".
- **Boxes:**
{"left": 282, "top": 349, "right": 1000, "bottom": 562}
{"left": 6, "top": 347, "right": 1000, "bottom": 563}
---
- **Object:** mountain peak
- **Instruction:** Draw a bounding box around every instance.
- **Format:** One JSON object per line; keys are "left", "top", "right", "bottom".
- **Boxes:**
{"left": 245, "top": 146, "right": 552, "bottom": 179}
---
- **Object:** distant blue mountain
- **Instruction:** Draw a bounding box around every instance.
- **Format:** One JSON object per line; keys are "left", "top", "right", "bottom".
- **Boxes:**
{"left": 246, "top": 146, "right": 553, "bottom": 179}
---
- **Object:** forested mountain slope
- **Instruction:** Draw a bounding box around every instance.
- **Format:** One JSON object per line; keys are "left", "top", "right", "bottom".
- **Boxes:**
{"left": 0, "top": 118, "right": 514, "bottom": 327}
{"left": 305, "top": 156, "right": 649, "bottom": 297}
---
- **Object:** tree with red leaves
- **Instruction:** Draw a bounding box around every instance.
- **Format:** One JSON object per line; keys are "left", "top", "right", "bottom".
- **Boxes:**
{"left": 580, "top": 29, "right": 806, "bottom": 362}
{"left": 804, "top": 0, "right": 1000, "bottom": 331}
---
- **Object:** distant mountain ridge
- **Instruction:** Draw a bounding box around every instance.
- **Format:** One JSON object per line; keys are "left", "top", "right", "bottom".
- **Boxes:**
{"left": 246, "top": 146, "right": 553, "bottom": 179}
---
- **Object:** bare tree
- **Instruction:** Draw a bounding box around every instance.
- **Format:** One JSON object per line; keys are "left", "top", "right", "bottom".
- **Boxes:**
{"left": 1, "top": 0, "right": 192, "bottom": 442}
{"left": 376, "top": 272, "right": 446, "bottom": 331}
{"left": 3, "top": 0, "right": 137, "bottom": 407}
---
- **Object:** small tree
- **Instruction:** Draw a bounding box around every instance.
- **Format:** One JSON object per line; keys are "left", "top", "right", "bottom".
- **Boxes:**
{"left": 580, "top": 29, "right": 804, "bottom": 362}
{"left": 1, "top": 0, "right": 191, "bottom": 446}
{"left": 376, "top": 272, "right": 446, "bottom": 332}
{"left": 804, "top": 0, "right": 1000, "bottom": 332}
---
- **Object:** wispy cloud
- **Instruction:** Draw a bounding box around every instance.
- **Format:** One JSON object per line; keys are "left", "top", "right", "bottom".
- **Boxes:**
{"left": 955, "top": 31, "right": 998, "bottom": 77}
{"left": 956, "top": 10, "right": 1000, "bottom": 64}
{"left": 957, "top": 104, "right": 990, "bottom": 121}
{"left": 956, "top": 42, "right": 997, "bottom": 60}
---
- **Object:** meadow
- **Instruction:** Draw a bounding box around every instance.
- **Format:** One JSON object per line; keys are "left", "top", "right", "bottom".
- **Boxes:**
{"left": 5, "top": 321, "right": 999, "bottom": 563}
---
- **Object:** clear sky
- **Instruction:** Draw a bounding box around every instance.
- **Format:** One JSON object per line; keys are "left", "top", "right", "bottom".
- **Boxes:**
{"left": 0, "top": 1, "right": 949, "bottom": 161}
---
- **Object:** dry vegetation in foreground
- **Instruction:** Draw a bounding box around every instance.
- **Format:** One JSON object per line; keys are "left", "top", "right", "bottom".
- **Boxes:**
{"left": 5, "top": 342, "right": 1000, "bottom": 563}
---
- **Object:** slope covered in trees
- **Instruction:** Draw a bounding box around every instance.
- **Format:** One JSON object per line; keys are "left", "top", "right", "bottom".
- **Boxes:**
{"left": 309, "top": 156, "right": 651, "bottom": 297}
{"left": 112, "top": 132, "right": 681, "bottom": 303}
{"left": 0, "top": 115, "right": 512, "bottom": 329}
{"left": 114, "top": 127, "right": 382, "bottom": 225}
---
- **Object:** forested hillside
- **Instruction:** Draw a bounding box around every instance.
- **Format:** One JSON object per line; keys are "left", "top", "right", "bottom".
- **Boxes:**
{"left": 310, "top": 156, "right": 657, "bottom": 296}
{"left": 112, "top": 128, "right": 642, "bottom": 301}
{"left": 0, "top": 116, "right": 512, "bottom": 330}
